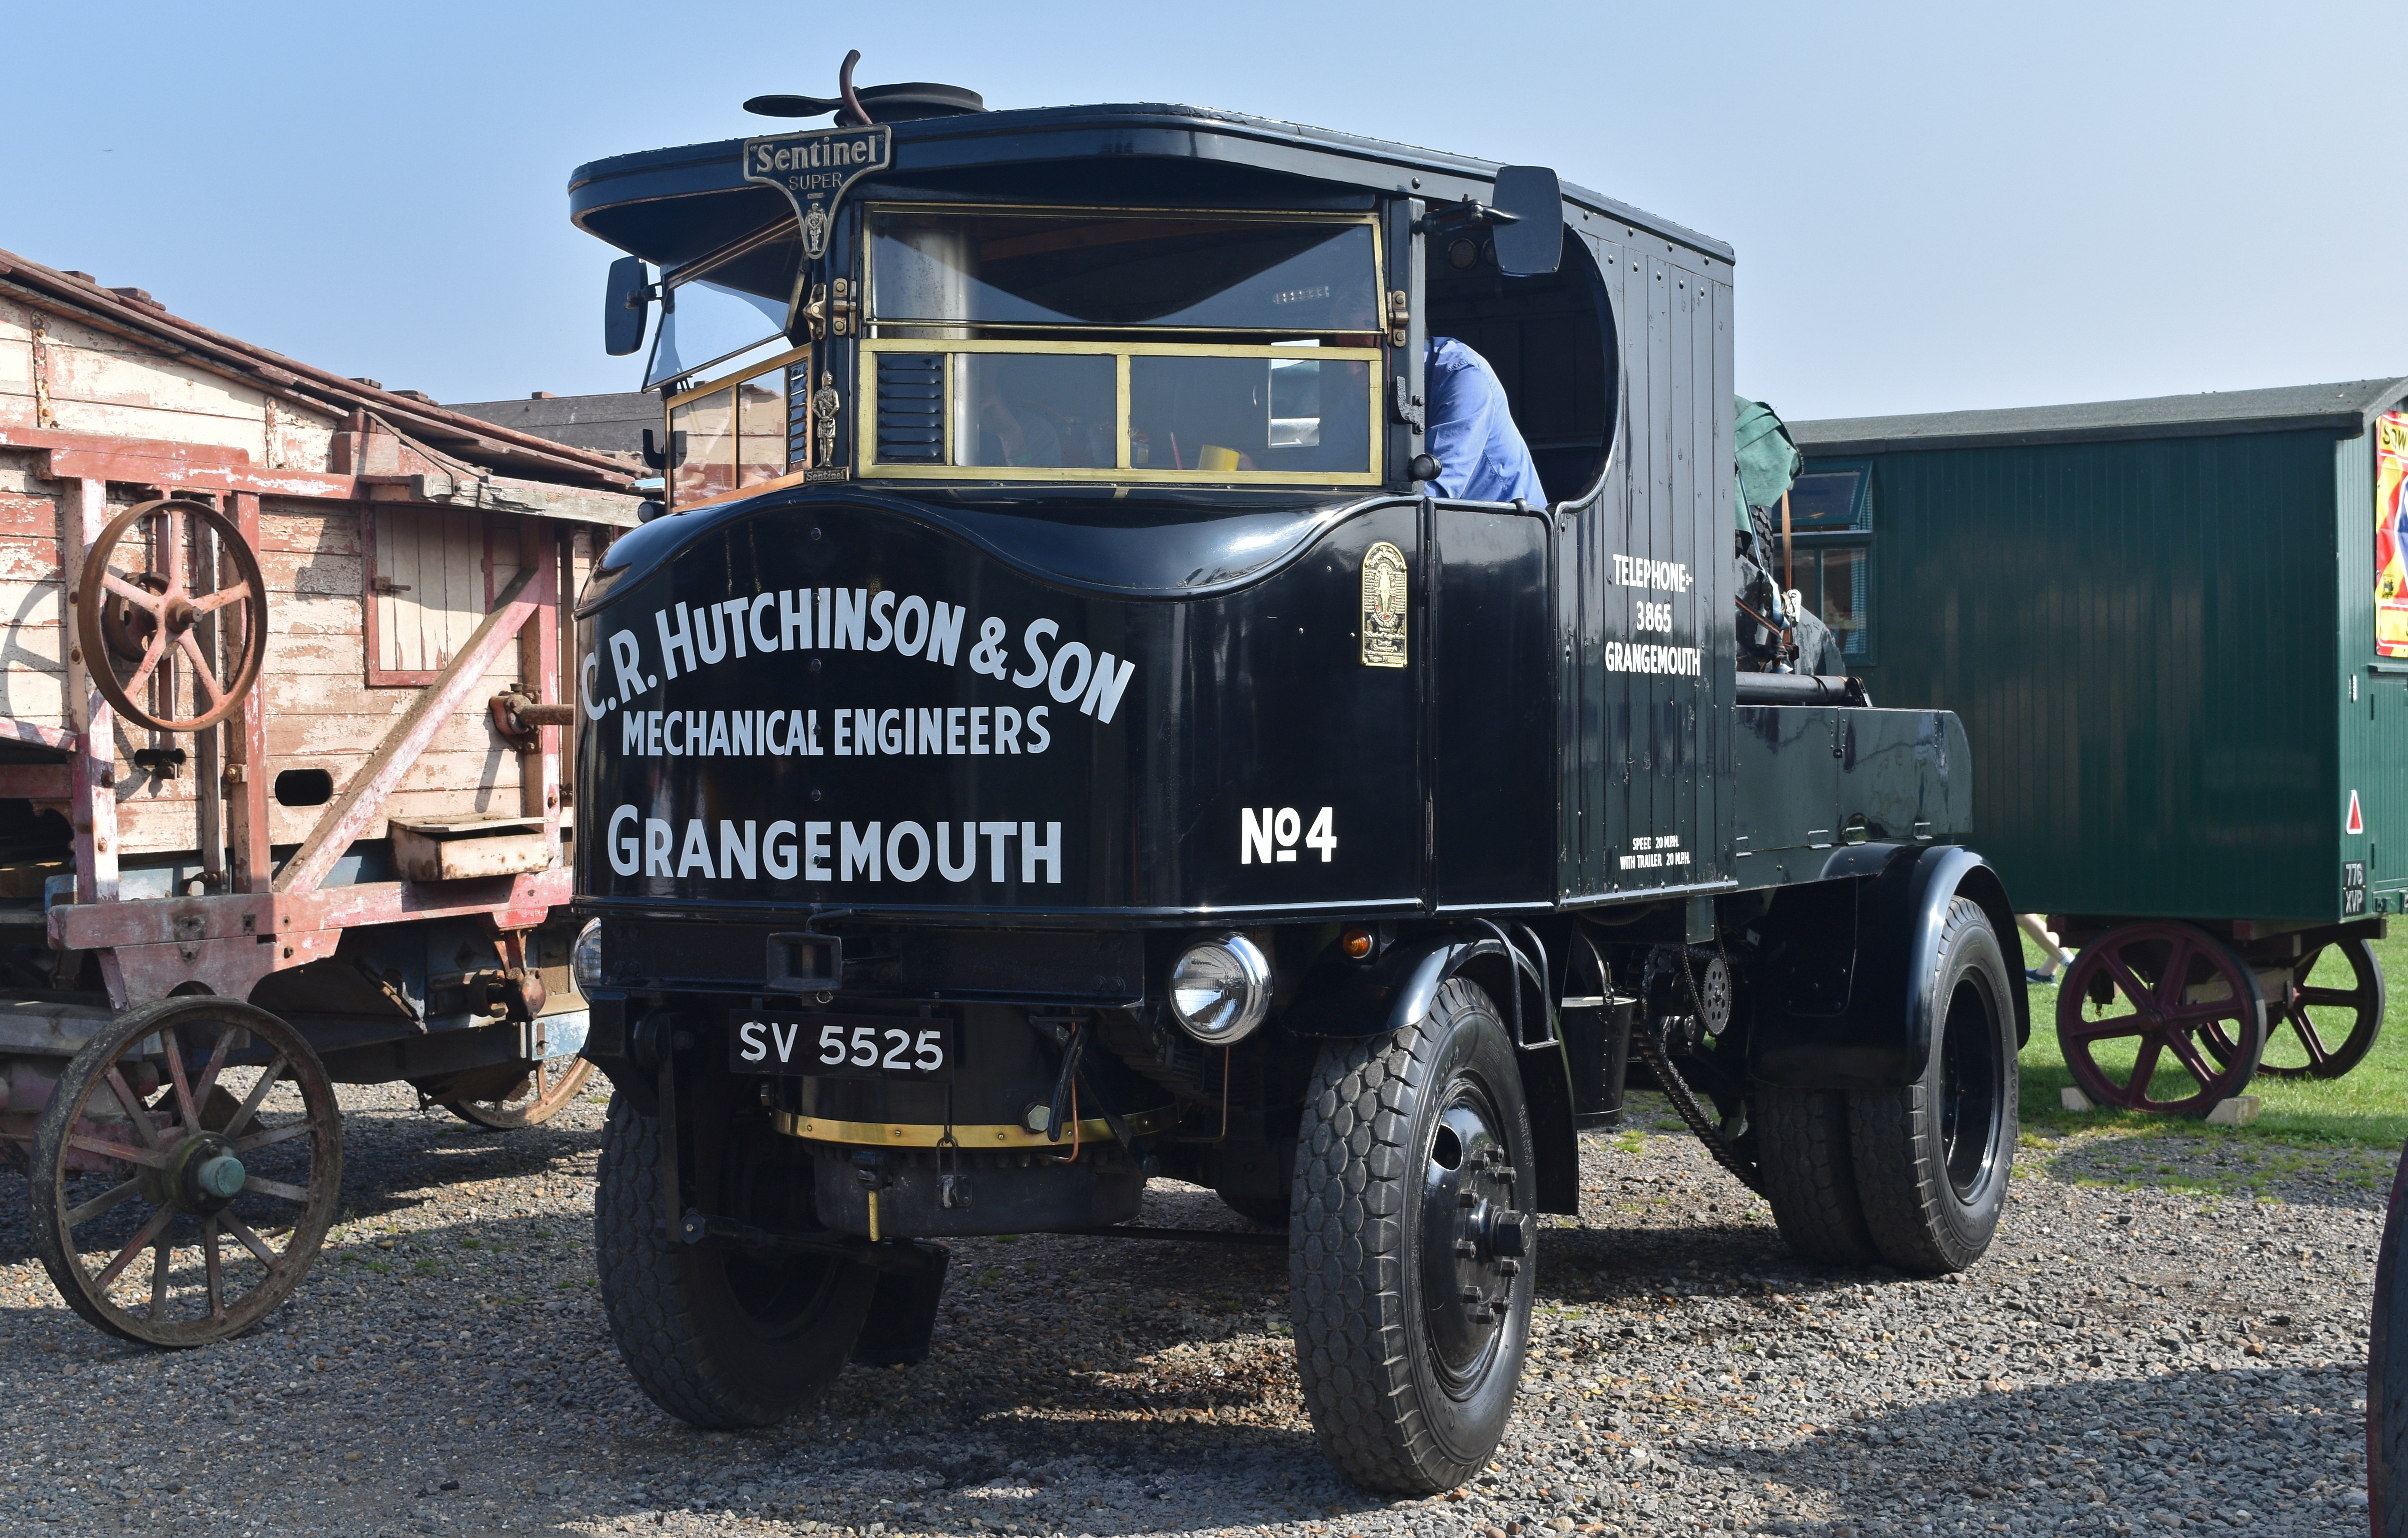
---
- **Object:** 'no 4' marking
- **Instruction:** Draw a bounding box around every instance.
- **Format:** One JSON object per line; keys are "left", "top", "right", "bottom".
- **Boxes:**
{"left": 1243, "top": 806, "right": 1336, "bottom": 864}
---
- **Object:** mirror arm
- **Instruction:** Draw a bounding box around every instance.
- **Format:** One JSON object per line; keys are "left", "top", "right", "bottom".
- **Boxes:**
{"left": 1417, "top": 199, "right": 1522, "bottom": 235}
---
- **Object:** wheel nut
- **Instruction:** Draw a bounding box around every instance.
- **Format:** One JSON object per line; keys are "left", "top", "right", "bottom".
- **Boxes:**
{"left": 1459, "top": 1286, "right": 1483, "bottom": 1304}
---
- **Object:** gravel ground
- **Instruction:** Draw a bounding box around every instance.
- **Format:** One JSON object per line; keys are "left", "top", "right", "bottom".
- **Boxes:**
{"left": 0, "top": 1085, "right": 2381, "bottom": 1538}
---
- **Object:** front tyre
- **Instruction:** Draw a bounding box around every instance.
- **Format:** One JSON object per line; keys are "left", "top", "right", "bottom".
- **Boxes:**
{"left": 595, "top": 1093, "right": 875, "bottom": 1427}
{"left": 1848, "top": 897, "right": 2018, "bottom": 1274}
{"left": 1290, "top": 978, "right": 1534, "bottom": 1493}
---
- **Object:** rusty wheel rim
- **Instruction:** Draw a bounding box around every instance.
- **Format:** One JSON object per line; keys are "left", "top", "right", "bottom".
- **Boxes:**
{"left": 73, "top": 497, "right": 267, "bottom": 734}
{"left": 446, "top": 1054, "right": 595, "bottom": 1131}
{"left": 28, "top": 998, "right": 341, "bottom": 1347}
{"left": 2056, "top": 921, "right": 2265, "bottom": 1118}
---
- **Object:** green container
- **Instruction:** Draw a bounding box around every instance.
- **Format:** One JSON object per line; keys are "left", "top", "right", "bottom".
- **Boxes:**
{"left": 1788, "top": 379, "right": 2408, "bottom": 926}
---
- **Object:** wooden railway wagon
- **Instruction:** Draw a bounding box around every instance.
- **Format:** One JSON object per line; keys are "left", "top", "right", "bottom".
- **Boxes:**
{"left": 0, "top": 249, "right": 640, "bottom": 1344}
{"left": 1788, "top": 380, "right": 2407, "bottom": 1114}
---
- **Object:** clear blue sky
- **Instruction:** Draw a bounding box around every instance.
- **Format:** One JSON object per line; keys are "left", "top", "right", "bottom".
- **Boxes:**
{"left": 11, "top": 1, "right": 2393, "bottom": 422}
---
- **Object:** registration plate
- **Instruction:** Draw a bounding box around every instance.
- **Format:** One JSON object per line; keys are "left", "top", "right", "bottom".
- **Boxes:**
{"left": 728, "top": 1010, "right": 954, "bottom": 1080}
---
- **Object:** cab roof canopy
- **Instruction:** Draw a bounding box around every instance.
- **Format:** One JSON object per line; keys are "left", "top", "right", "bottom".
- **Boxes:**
{"left": 568, "top": 101, "right": 1732, "bottom": 285}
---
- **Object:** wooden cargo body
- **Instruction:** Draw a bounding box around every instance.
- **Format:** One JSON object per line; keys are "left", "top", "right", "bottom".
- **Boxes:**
{"left": 0, "top": 243, "right": 638, "bottom": 1091}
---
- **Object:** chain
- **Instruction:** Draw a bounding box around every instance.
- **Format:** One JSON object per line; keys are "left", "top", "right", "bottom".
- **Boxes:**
{"left": 1643, "top": 940, "right": 1762, "bottom": 1196}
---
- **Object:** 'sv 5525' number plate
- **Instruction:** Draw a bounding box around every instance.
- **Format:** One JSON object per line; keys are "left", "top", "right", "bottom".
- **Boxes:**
{"left": 729, "top": 1011, "right": 953, "bottom": 1080}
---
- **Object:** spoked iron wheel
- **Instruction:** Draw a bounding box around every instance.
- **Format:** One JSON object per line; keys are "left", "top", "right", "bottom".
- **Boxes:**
{"left": 73, "top": 497, "right": 267, "bottom": 734}
{"left": 29, "top": 998, "right": 341, "bottom": 1346}
{"left": 446, "top": 1052, "right": 595, "bottom": 1131}
{"left": 2229, "top": 937, "right": 2385, "bottom": 1079}
{"left": 2057, "top": 920, "right": 2265, "bottom": 1118}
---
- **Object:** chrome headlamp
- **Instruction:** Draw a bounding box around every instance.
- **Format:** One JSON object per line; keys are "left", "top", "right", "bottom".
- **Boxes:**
{"left": 1167, "top": 933, "right": 1273, "bottom": 1045}
{"left": 570, "top": 919, "right": 605, "bottom": 996}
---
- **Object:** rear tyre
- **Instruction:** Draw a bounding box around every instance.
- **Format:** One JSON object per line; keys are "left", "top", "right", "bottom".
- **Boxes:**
{"left": 1847, "top": 898, "right": 2018, "bottom": 1274}
{"left": 1754, "top": 1089, "right": 1879, "bottom": 1266}
{"left": 1290, "top": 978, "right": 1533, "bottom": 1493}
{"left": 595, "top": 1092, "right": 875, "bottom": 1428}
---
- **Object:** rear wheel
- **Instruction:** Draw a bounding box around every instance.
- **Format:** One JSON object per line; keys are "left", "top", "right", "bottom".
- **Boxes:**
{"left": 1848, "top": 898, "right": 2017, "bottom": 1274}
{"left": 2257, "top": 938, "right": 2384, "bottom": 1079}
{"left": 1290, "top": 978, "right": 1533, "bottom": 1493}
{"left": 1755, "top": 1089, "right": 1879, "bottom": 1266}
{"left": 445, "top": 1054, "right": 595, "bottom": 1131}
{"left": 595, "top": 1092, "right": 875, "bottom": 1428}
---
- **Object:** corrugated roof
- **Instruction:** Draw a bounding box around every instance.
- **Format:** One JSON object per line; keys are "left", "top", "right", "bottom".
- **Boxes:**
{"left": 0, "top": 247, "right": 635, "bottom": 492}
{"left": 1791, "top": 377, "right": 2408, "bottom": 457}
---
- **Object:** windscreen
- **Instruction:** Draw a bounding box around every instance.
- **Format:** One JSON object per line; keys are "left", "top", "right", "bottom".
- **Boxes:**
{"left": 646, "top": 279, "right": 789, "bottom": 390}
{"left": 870, "top": 212, "right": 1380, "bottom": 333}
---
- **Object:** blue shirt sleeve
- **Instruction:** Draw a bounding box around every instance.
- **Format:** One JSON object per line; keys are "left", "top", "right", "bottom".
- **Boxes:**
{"left": 1423, "top": 337, "right": 1547, "bottom": 504}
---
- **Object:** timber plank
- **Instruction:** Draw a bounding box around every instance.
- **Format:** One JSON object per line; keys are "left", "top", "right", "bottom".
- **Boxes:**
{"left": 0, "top": 492, "right": 58, "bottom": 539}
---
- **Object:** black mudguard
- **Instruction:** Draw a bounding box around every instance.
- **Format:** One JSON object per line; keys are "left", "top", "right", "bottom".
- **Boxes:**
{"left": 1284, "top": 934, "right": 1580, "bottom": 1216}
{"left": 1746, "top": 844, "right": 2027, "bottom": 1091}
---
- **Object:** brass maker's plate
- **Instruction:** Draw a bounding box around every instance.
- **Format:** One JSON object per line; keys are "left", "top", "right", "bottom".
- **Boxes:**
{"left": 774, "top": 1105, "right": 1181, "bottom": 1149}
{"left": 1361, "top": 540, "right": 1408, "bottom": 667}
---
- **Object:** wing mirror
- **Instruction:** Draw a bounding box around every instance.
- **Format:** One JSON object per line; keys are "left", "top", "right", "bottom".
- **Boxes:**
{"left": 604, "top": 256, "right": 655, "bottom": 357}
{"left": 1488, "top": 166, "right": 1563, "bottom": 277}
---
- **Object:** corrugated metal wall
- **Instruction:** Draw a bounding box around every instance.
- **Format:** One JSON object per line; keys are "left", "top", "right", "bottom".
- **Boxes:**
{"left": 1559, "top": 228, "right": 1734, "bottom": 902}
{"left": 1846, "top": 429, "right": 2341, "bottom": 921}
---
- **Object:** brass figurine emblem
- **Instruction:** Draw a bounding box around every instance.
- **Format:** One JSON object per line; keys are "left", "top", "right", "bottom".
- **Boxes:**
{"left": 1361, "top": 541, "right": 1408, "bottom": 667}
{"left": 812, "top": 371, "right": 841, "bottom": 467}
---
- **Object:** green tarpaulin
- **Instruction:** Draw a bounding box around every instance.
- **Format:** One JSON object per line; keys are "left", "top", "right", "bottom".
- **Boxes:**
{"left": 1734, "top": 396, "right": 1802, "bottom": 527}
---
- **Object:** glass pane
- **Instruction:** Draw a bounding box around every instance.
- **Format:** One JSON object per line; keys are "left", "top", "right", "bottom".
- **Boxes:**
{"left": 647, "top": 279, "right": 788, "bottom": 389}
{"left": 737, "top": 370, "right": 789, "bottom": 487}
{"left": 1817, "top": 546, "right": 1869, "bottom": 660}
{"left": 872, "top": 212, "right": 1379, "bottom": 333}
{"left": 1129, "top": 355, "right": 1372, "bottom": 474}
{"left": 958, "top": 353, "right": 1117, "bottom": 469}
{"left": 1788, "top": 469, "right": 1865, "bottom": 530}
{"left": 669, "top": 387, "right": 736, "bottom": 504}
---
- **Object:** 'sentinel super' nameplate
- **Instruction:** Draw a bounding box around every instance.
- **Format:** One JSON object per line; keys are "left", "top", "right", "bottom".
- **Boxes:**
{"left": 1361, "top": 541, "right": 1407, "bottom": 667}
{"left": 740, "top": 125, "right": 893, "bottom": 261}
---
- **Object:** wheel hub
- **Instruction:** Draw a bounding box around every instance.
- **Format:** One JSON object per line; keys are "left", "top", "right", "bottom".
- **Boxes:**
{"left": 1420, "top": 1095, "right": 1527, "bottom": 1391}
{"left": 158, "top": 1132, "right": 245, "bottom": 1215}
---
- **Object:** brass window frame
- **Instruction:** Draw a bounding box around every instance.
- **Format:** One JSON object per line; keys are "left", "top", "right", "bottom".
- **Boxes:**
{"left": 860, "top": 203, "right": 1391, "bottom": 336}
{"left": 664, "top": 344, "right": 812, "bottom": 508}
{"left": 855, "top": 336, "right": 1385, "bottom": 486}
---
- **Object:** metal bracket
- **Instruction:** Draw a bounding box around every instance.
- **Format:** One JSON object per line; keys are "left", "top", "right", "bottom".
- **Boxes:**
{"left": 1392, "top": 378, "right": 1425, "bottom": 433}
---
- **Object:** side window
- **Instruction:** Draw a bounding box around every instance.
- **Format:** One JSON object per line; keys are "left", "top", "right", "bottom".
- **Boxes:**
{"left": 365, "top": 506, "right": 484, "bottom": 685}
{"left": 1787, "top": 464, "right": 1872, "bottom": 664}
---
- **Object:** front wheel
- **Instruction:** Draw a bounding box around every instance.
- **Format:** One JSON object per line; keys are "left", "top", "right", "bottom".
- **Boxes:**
{"left": 1290, "top": 978, "right": 1534, "bottom": 1493}
{"left": 594, "top": 1093, "right": 875, "bottom": 1428}
{"left": 1847, "top": 897, "right": 2018, "bottom": 1274}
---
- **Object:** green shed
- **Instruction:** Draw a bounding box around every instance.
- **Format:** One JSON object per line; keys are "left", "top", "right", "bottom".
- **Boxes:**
{"left": 1784, "top": 379, "right": 2408, "bottom": 1110}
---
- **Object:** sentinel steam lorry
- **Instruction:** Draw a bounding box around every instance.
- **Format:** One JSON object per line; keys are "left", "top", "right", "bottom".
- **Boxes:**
{"left": 564, "top": 67, "right": 2027, "bottom": 1491}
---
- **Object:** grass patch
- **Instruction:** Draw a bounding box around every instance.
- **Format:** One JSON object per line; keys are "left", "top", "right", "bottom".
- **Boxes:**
{"left": 2016, "top": 922, "right": 2408, "bottom": 1148}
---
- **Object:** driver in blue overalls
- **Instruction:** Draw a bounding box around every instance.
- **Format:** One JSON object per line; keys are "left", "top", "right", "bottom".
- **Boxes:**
{"left": 1423, "top": 336, "right": 1546, "bottom": 504}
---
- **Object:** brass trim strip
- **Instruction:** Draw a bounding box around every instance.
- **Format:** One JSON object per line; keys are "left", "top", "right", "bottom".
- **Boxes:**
{"left": 667, "top": 344, "right": 812, "bottom": 411}
{"left": 861, "top": 338, "right": 1381, "bottom": 361}
{"left": 856, "top": 338, "right": 1384, "bottom": 484}
{"left": 773, "top": 1105, "right": 1182, "bottom": 1149}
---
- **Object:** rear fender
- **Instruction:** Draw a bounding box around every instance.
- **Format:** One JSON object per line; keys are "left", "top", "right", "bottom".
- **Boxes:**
{"left": 1283, "top": 933, "right": 1578, "bottom": 1216}
{"left": 1747, "top": 844, "right": 2027, "bottom": 1091}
